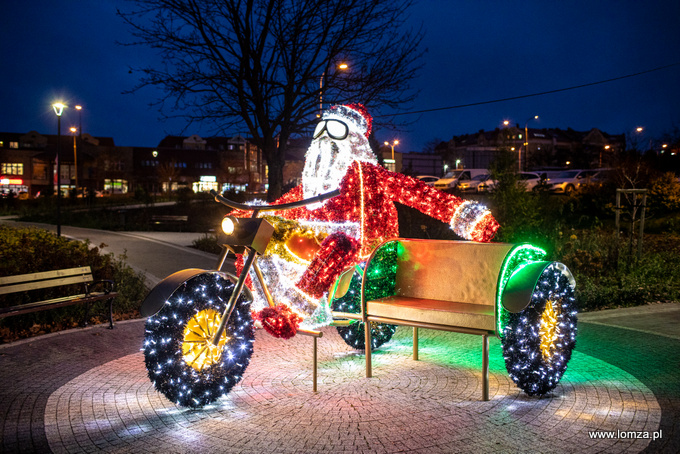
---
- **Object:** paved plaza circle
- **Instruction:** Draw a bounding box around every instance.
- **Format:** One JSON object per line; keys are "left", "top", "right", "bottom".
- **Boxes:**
{"left": 44, "top": 327, "right": 660, "bottom": 453}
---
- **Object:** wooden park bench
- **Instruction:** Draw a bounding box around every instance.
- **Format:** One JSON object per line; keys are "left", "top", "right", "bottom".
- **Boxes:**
{"left": 0, "top": 266, "right": 118, "bottom": 329}
{"left": 361, "top": 238, "right": 577, "bottom": 400}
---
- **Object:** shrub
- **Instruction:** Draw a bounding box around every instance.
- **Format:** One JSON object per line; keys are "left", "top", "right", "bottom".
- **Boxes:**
{"left": 0, "top": 225, "right": 148, "bottom": 342}
{"left": 191, "top": 232, "right": 223, "bottom": 254}
{"left": 486, "top": 149, "right": 563, "bottom": 250}
{"left": 553, "top": 229, "right": 680, "bottom": 311}
{"left": 648, "top": 172, "right": 680, "bottom": 214}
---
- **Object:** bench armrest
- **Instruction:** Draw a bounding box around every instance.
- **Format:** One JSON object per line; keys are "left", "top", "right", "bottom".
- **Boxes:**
{"left": 85, "top": 279, "right": 116, "bottom": 295}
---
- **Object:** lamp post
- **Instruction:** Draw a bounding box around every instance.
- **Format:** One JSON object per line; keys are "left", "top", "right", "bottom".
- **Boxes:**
{"left": 384, "top": 139, "right": 399, "bottom": 171}
{"left": 601, "top": 145, "right": 610, "bottom": 168}
{"left": 53, "top": 102, "right": 66, "bottom": 236}
{"left": 522, "top": 115, "right": 539, "bottom": 172}
{"left": 75, "top": 105, "right": 83, "bottom": 138}
{"left": 384, "top": 139, "right": 400, "bottom": 161}
{"left": 70, "top": 127, "right": 78, "bottom": 191}
{"left": 318, "top": 62, "right": 348, "bottom": 117}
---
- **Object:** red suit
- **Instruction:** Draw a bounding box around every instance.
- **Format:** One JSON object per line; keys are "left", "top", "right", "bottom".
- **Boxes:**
{"left": 234, "top": 160, "right": 499, "bottom": 299}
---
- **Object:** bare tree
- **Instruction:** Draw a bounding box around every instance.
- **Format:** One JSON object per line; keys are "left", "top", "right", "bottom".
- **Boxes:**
{"left": 157, "top": 160, "right": 180, "bottom": 191}
{"left": 120, "top": 0, "right": 424, "bottom": 200}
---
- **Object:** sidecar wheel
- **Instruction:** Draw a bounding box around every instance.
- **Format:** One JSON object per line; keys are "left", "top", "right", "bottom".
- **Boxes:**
{"left": 501, "top": 263, "right": 578, "bottom": 396}
{"left": 331, "top": 265, "right": 396, "bottom": 351}
{"left": 143, "top": 272, "right": 254, "bottom": 408}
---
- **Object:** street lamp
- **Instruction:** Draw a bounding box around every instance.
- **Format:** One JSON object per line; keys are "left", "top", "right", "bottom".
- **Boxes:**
{"left": 52, "top": 102, "right": 66, "bottom": 237}
{"left": 600, "top": 145, "right": 611, "bottom": 167}
{"left": 75, "top": 105, "right": 83, "bottom": 138}
{"left": 522, "top": 115, "right": 539, "bottom": 172}
{"left": 319, "top": 62, "right": 349, "bottom": 117}
{"left": 70, "top": 127, "right": 78, "bottom": 191}
{"left": 384, "top": 140, "right": 399, "bottom": 172}
{"left": 455, "top": 159, "right": 461, "bottom": 170}
{"left": 384, "top": 139, "right": 400, "bottom": 161}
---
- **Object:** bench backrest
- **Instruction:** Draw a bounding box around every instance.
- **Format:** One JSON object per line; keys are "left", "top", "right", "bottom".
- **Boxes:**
{"left": 0, "top": 267, "right": 94, "bottom": 295}
{"left": 391, "top": 240, "right": 513, "bottom": 307}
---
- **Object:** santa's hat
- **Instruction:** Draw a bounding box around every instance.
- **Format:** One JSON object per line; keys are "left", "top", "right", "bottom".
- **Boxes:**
{"left": 322, "top": 103, "right": 373, "bottom": 138}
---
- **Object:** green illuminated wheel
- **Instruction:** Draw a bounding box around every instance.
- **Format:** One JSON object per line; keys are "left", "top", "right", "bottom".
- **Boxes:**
{"left": 330, "top": 264, "right": 396, "bottom": 351}
{"left": 143, "top": 272, "right": 254, "bottom": 408}
{"left": 501, "top": 263, "right": 578, "bottom": 396}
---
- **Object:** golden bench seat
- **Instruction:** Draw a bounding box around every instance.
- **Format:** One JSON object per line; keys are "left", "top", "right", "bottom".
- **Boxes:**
{"left": 366, "top": 296, "right": 496, "bottom": 332}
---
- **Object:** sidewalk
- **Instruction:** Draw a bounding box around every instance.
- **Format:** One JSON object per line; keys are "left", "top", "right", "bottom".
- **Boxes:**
{"left": 0, "top": 219, "right": 226, "bottom": 286}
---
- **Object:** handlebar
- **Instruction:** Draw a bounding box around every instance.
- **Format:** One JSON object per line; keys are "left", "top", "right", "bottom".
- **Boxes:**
{"left": 209, "top": 189, "right": 341, "bottom": 212}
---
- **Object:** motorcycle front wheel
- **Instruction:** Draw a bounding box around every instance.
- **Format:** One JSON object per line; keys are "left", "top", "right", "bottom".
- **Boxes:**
{"left": 143, "top": 271, "right": 255, "bottom": 408}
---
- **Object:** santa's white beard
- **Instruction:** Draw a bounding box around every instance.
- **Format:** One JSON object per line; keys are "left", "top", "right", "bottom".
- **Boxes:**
{"left": 302, "top": 134, "right": 377, "bottom": 208}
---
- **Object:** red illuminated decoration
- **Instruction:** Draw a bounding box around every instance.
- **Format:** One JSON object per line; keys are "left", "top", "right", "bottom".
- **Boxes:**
{"left": 256, "top": 304, "right": 303, "bottom": 339}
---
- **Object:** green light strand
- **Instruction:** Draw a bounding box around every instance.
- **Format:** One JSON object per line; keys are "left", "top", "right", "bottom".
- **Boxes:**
{"left": 496, "top": 244, "right": 547, "bottom": 336}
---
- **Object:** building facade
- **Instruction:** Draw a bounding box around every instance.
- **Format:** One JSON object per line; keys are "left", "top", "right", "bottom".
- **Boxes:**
{"left": 0, "top": 131, "right": 267, "bottom": 198}
{"left": 438, "top": 126, "right": 626, "bottom": 171}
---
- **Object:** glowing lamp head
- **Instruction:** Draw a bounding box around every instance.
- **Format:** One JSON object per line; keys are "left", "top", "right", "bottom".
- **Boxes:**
{"left": 52, "top": 102, "right": 66, "bottom": 116}
{"left": 219, "top": 216, "right": 274, "bottom": 255}
{"left": 221, "top": 216, "right": 236, "bottom": 235}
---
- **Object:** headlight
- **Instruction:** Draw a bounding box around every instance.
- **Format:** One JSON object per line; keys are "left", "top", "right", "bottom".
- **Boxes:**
{"left": 221, "top": 216, "right": 236, "bottom": 235}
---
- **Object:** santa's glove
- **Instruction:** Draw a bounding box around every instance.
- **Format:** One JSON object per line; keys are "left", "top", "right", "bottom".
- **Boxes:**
{"left": 450, "top": 201, "right": 500, "bottom": 242}
{"left": 296, "top": 233, "right": 360, "bottom": 299}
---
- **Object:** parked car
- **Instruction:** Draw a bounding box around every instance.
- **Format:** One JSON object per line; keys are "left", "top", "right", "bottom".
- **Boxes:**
{"left": 476, "top": 172, "right": 547, "bottom": 193}
{"left": 434, "top": 169, "right": 488, "bottom": 191}
{"left": 416, "top": 175, "right": 440, "bottom": 187}
{"left": 544, "top": 169, "right": 606, "bottom": 194}
{"left": 457, "top": 173, "right": 493, "bottom": 193}
{"left": 477, "top": 175, "right": 497, "bottom": 193}
{"left": 518, "top": 171, "right": 549, "bottom": 191}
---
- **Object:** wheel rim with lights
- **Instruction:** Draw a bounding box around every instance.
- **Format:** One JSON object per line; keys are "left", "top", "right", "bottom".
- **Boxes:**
{"left": 501, "top": 263, "right": 578, "bottom": 396}
{"left": 182, "top": 308, "right": 229, "bottom": 371}
{"left": 143, "top": 272, "right": 254, "bottom": 408}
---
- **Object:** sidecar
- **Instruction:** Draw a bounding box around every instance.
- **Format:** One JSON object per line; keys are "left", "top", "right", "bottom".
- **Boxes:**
{"left": 360, "top": 238, "right": 577, "bottom": 400}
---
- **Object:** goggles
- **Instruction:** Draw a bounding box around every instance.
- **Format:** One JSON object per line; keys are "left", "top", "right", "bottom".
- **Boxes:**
{"left": 313, "top": 119, "right": 349, "bottom": 140}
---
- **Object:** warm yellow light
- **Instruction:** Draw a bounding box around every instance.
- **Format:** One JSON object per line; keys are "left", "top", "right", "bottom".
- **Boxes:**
{"left": 338, "top": 63, "right": 348, "bottom": 70}
{"left": 52, "top": 102, "right": 66, "bottom": 116}
{"left": 604, "top": 145, "right": 610, "bottom": 150}
{"left": 394, "top": 140, "right": 399, "bottom": 145}
{"left": 503, "top": 120, "right": 510, "bottom": 126}
{"left": 221, "top": 216, "right": 236, "bottom": 235}
{"left": 182, "top": 309, "right": 229, "bottom": 371}
{"left": 662, "top": 144, "right": 668, "bottom": 148}
{"left": 566, "top": 161, "right": 571, "bottom": 165}
{"left": 384, "top": 141, "right": 389, "bottom": 146}
{"left": 636, "top": 127, "right": 644, "bottom": 133}
{"left": 539, "top": 299, "right": 560, "bottom": 362}
{"left": 75, "top": 105, "right": 82, "bottom": 110}
{"left": 69, "top": 127, "right": 77, "bottom": 133}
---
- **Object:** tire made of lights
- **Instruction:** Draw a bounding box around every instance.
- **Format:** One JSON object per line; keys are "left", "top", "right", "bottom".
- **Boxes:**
{"left": 143, "top": 272, "right": 255, "bottom": 408}
{"left": 330, "top": 241, "right": 399, "bottom": 351}
{"left": 501, "top": 263, "right": 578, "bottom": 396}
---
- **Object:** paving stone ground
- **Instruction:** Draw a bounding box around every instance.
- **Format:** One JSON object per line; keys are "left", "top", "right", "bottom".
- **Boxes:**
{"left": 1, "top": 312, "right": 678, "bottom": 453}
{"left": 0, "top": 224, "right": 677, "bottom": 453}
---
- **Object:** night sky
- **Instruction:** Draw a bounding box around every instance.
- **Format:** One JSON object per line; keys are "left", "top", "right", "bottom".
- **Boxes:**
{"left": 1, "top": 1, "right": 679, "bottom": 152}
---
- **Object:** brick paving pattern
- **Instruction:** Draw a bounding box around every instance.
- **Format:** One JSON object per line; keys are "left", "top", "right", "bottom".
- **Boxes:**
{"left": 6, "top": 322, "right": 662, "bottom": 453}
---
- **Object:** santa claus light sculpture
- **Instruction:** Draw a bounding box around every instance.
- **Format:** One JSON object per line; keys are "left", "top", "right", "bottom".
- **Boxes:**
{"left": 231, "top": 103, "right": 499, "bottom": 326}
